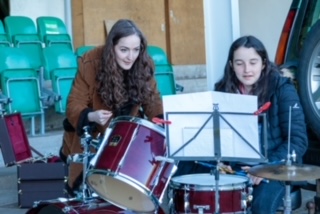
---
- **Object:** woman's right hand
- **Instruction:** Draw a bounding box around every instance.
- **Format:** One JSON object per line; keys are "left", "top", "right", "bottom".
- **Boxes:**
{"left": 241, "top": 166, "right": 265, "bottom": 185}
{"left": 88, "top": 110, "right": 113, "bottom": 126}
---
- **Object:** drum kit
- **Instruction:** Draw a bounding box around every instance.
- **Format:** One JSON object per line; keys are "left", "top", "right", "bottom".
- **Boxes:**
{"left": 26, "top": 115, "right": 320, "bottom": 214}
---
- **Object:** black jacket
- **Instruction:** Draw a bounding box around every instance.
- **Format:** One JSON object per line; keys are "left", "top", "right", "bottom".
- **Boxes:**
{"left": 265, "top": 72, "right": 308, "bottom": 163}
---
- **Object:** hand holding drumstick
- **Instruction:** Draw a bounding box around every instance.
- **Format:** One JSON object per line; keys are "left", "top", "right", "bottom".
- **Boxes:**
{"left": 219, "top": 164, "right": 268, "bottom": 185}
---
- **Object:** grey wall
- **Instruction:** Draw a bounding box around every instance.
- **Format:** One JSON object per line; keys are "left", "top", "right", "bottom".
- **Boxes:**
{"left": 239, "top": 0, "right": 292, "bottom": 61}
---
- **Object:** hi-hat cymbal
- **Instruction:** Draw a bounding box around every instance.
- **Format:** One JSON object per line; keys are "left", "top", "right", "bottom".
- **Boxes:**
{"left": 248, "top": 163, "right": 320, "bottom": 181}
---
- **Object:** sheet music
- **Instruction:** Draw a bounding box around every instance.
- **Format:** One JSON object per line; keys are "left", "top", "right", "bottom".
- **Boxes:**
{"left": 163, "top": 91, "right": 263, "bottom": 161}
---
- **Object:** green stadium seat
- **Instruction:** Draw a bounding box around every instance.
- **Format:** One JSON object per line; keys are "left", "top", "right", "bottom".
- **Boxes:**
{"left": 75, "top": 45, "right": 95, "bottom": 57}
{"left": 0, "top": 47, "right": 45, "bottom": 135}
{"left": 147, "top": 45, "right": 183, "bottom": 96}
{"left": 4, "top": 16, "right": 41, "bottom": 44}
{"left": 36, "top": 16, "right": 73, "bottom": 50}
{"left": 42, "top": 46, "right": 77, "bottom": 113}
{"left": 147, "top": 45, "right": 172, "bottom": 67}
{"left": 155, "top": 73, "right": 177, "bottom": 96}
{"left": 0, "top": 20, "right": 10, "bottom": 47}
{"left": 4, "top": 16, "right": 43, "bottom": 71}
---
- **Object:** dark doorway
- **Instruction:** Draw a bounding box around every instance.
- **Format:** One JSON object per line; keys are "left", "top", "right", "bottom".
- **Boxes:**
{"left": 0, "top": 0, "right": 9, "bottom": 22}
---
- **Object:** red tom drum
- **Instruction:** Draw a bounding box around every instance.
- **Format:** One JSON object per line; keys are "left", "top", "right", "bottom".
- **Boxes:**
{"left": 169, "top": 174, "right": 249, "bottom": 214}
{"left": 86, "top": 116, "right": 177, "bottom": 213}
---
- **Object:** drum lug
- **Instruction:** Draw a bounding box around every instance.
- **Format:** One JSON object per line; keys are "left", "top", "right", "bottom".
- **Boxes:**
{"left": 62, "top": 205, "right": 73, "bottom": 213}
{"left": 241, "top": 185, "right": 253, "bottom": 210}
{"left": 193, "top": 205, "right": 210, "bottom": 214}
{"left": 168, "top": 188, "right": 173, "bottom": 206}
{"left": 33, "top": 200, "right": 41, "bottom": 208}
{"left": 184, "top": 191, "right": 190, "bottom": 212}
{"left": 246, "top": 185, "right": 254, "bottom": 205}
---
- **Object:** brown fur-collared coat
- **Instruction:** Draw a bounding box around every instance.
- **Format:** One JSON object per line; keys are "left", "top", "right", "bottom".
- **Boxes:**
{"left": 60, "top": 46, "right": 164, "bottom": 189}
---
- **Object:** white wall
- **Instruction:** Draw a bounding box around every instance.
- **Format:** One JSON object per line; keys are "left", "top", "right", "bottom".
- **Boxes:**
{"left": 239, "top": 0, "right": 292, "bottom": 61}
{"left": 10, "top": 0, "right": 65, "bottom": 28}
{"left": 204, "top": 0, "right": 240, "bottom": 90}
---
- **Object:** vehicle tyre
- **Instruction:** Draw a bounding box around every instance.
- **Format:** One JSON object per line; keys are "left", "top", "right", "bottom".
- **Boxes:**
{"left": 297, "top": 20, "right": 320, "bottom": 140}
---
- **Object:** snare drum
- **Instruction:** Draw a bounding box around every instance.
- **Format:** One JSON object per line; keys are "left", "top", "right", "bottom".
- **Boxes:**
{"left": 169, "top": 174, "right": 249, "bottom": 213}
{"left": 86, "top": 116, "right": 177, "bottom": 213}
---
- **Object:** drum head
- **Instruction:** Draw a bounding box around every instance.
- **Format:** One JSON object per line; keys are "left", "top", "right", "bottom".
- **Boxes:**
{"left": 170, "top": 173, "right": 248, "bottom": 191}
{"left": 87, "top": 173, "right": 157, "bottom": 213}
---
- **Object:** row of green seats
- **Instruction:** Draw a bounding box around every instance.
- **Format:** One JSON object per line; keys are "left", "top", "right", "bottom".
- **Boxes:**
{"left": 0, "top": 16, "right": 75, "bottom": 91}
{"left": 0, "top": 16, "right": 73, "bottom": 50}
{"left": 0, "top": 46, "right": 77, "bottom": 135}
{"left": 0, "top": 47, "right": 44, "bottom": 135}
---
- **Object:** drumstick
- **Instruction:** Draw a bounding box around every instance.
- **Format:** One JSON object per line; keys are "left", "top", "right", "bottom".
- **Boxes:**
{"left": 196, "top": 161, "right": 269, "bottom": 183}
{"left": 221, "top": 166, "right": 269, "bottom": 183}
{"left": 152, "top": 117, "right": 172, "bottom": 125}
{"left": 254, "top": 102, "right": 271, "bottom": 115}
{"left": 154, "top": 156, "right": 175, "bottom": 163}
{"left": 195, "top": 161, "right": 233, "bottom": 173}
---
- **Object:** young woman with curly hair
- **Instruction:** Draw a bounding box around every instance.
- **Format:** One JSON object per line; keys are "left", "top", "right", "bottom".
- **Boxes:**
{"left": 59, "top": 19, "right": 163, "bottom": 195}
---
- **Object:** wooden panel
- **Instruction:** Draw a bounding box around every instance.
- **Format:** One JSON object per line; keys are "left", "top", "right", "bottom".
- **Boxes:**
{"left": 71, "top": 0, "right": 84, "bottom": 49}
{"left": 81, "top": 0, "right": 167, "bottom": 51}
{"left": 168, "top": 0, "right": 205, "bottom": 64}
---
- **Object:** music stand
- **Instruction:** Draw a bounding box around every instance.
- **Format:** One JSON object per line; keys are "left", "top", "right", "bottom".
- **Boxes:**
{"left": 165, "top": 107, "right": 267, "bottom": 162}
{"left": 163, "top": 91, "right": 268, "bottom": 214}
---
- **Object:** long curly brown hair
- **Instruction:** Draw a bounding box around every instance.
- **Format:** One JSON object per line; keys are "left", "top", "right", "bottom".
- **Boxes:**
{"left": 97, "top": 19, "right": 155, "bottom": 112}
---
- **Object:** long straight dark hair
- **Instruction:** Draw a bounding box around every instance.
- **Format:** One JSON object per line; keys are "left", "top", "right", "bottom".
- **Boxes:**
{"left": 215, "top": 35, "right": 279, "bottom": 106}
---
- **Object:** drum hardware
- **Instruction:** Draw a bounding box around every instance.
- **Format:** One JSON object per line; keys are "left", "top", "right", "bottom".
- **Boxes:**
{"left": 151, "top": 160, "right": 171, "bottom": 194}
{"left": 155, "top": 156, "right": 175, "bottom": 163}
{"left": 27, "top": 197, "right": 142, "bottom": 214}
{"left": 65, "top": 126, "right": 102, "bottom": 201}
{"left": 77, "top": 125, "right": 96, "bottom": 201}
{"left": 184, "top": 192, "right": 190, "bottom": 212}
{"left": 90, "top": 138, "right": 101, "bottom": 150}
{"left": 67, "top": 153, "right": 96, "bottom": 164}
{"left": 244, "top": 185, "right": 253, "bottom": 206}
{"left": 193, "top": 205, "right": 210, "bottom": 214}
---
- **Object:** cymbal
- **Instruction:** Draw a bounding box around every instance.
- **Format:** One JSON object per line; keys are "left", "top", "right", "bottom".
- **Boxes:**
{"left": 248, "top": 163, "right": 320, "bottom": 181}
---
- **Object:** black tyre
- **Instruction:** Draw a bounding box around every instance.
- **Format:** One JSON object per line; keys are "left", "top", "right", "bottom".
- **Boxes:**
{"left": 297, "top": 20, "right": 320, "bottom": 140}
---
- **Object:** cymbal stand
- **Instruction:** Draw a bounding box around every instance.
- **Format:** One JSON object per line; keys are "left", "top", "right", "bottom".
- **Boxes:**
{"left": 284, "top": 181, "right": 292, "bottom": 214}
{"left": 283, "top": 106, "right": 296, "bottom": 214}
{"left": 78, "top": 126, "right": 94, "bottom": 202}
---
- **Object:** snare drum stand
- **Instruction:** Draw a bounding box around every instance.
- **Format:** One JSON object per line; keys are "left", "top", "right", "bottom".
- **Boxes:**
{"left": 79, "top": 126, "right": 94, "bottom": 202}
{"left": 212, "top": 104, "right": 222, "bottom": 214}
{"left": 212, "top": 160, "right": 222, "bottom": 214}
